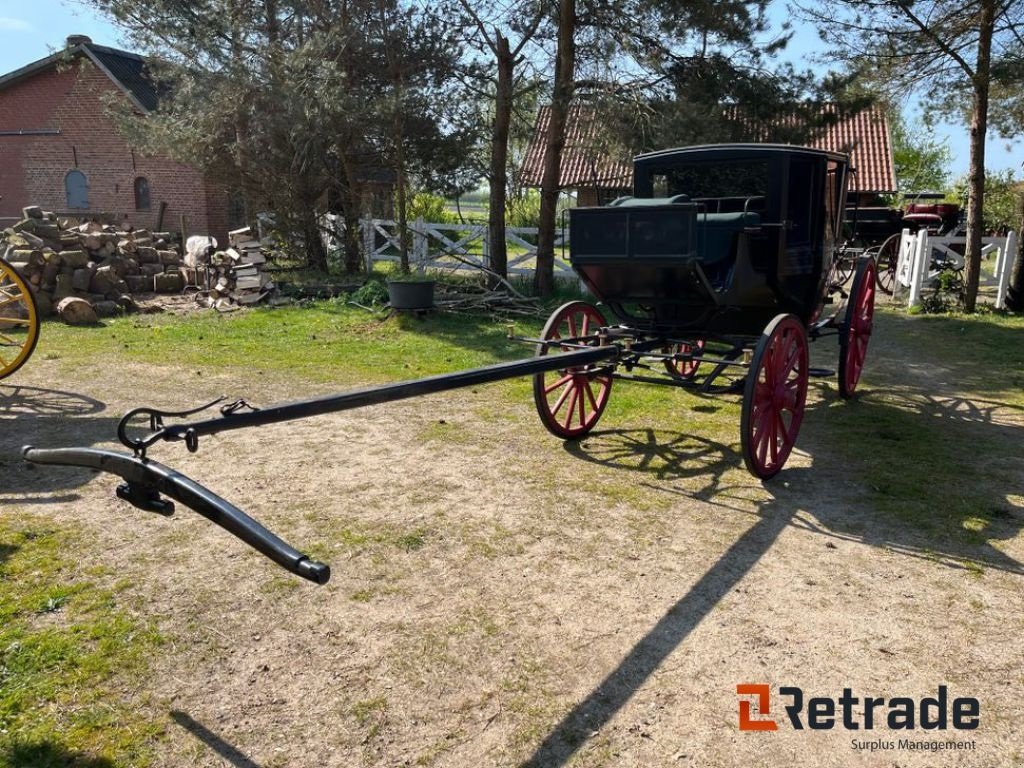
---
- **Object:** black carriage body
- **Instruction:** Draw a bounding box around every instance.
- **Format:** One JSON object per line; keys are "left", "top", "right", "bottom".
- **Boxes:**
{"left": 569, "top": 144, "right": 849, "bottom": 337}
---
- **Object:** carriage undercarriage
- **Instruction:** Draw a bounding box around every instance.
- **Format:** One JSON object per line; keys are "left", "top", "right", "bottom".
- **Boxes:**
{"left": 528, "top": 252, "right": 875, "bottom": 480}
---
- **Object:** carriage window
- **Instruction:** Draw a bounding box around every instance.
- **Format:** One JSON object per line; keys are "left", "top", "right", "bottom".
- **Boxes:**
{"left": 65, "top": 170, "right": 88, "bottom": 209}
{"left": 787, "top": 158, "right": 814, "bottom": 245}
{"left": 652, "top": 174, "right": 669, "bottom": 198}
{"left": 134, "top": 177, "right": 151, "bottom": 210}
{"left": 824, "top": 162, "right": 842, "bottom": 244}
{"left": 647, "top": 160, "right": 768, "bottom": 212}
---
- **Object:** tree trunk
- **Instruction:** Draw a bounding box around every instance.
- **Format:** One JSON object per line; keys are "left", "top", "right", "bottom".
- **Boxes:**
{"left": 487, "top": 31, "right": 513, "bottom": 285}
{"left": 962, "top": 0, "right": 996, "bottom": 312}
{"left": 535, "top": 0, "right": 576, "bottom": 298}
{"left": 396, "top": 130, "right": 409, "bottom": 273}
{"left": 303, "top": 207, "right": 329, "bottom": 272}
{"left": 339, "top": 155, "right": 364, "bottom": 273}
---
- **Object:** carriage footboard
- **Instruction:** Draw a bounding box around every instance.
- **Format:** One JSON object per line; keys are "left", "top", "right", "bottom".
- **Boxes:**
{"left": 21, "top": 446, "right": 332, "bottom": 585}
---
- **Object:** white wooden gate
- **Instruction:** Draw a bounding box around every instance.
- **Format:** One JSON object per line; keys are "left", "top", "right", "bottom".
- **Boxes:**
{"left": 894, "top": 230, "right": 1017, "bottom": 309}
{"left": 325, "top": 215, "right": 575, "bottom": 279}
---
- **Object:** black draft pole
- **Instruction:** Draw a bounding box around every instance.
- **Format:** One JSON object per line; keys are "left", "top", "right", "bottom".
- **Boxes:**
{"left": 155, "top": 345, "right": 619, "bottom": 442}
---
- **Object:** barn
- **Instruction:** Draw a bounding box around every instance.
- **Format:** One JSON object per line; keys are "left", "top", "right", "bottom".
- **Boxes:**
{"left": 0, "top": 35, "right": 233, "bottom": 241}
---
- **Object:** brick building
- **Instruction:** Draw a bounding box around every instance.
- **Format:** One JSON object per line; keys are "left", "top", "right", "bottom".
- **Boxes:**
{"left": 0, "top": 36, "right": 231, "bottom": 241}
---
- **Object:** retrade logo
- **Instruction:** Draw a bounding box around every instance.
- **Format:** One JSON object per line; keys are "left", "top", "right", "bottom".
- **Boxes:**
{"left": 736, "top": 684, "right": 778, "bottom": 731}
{"left": 736, "top": 685, "right": 980, "bottom": 732}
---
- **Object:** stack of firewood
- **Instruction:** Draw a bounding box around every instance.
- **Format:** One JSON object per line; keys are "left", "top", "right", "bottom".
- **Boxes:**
{"left": 1, "top": 205, "right": 185, "bottom": 320}
{"left": 188, "top": 227, "right": 275, "bottom": 308}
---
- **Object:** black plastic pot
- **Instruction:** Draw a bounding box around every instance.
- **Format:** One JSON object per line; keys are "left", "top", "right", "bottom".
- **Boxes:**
{"left": 387, "top": 278, "right": 435, "bottom": 310}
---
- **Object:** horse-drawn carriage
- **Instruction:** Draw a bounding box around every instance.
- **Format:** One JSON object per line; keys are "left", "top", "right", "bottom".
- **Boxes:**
{"left": 25, "top": 144, "right": 876, "bottom": 583}
{"left": 844, "top": 193, "right": 964, "bottom": 294}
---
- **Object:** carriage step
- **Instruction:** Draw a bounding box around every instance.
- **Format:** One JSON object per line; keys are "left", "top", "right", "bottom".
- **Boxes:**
{"left": 807, "top": 367, "right": 835, "bottom": 378}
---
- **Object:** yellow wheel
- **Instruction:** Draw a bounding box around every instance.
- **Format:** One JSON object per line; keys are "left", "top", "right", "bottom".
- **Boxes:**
{"left": 0, "top": 257, "right": 40, "bottom": 380}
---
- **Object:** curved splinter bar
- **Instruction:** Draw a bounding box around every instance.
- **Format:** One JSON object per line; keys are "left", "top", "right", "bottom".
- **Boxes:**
{"left": 22, "top": 446, "right": 331, "bottom": 585}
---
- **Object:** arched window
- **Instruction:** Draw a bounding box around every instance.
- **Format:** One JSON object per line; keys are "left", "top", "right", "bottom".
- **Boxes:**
{"left": 134, "top": 176, "right": 151, "bottom": 210}
{"left": 65, "top": 170, "right": 88, "bottom": 209}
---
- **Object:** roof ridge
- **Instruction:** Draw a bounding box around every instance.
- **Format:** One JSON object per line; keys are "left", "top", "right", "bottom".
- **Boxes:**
{"left": 83, "top": 42, "right": 147, "bottom": 63}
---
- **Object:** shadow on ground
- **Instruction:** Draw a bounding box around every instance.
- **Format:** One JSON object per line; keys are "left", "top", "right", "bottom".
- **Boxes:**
{"left": 0, "top": 740, "right": 116, "bottom": 768}
{"left": 0, "top": 384, "right": 118, "bottom": 503}
{"left": 526, "top": 371, "right": 1023, "bottom": 766}
{"left": 170, "top": 711, "right": 263, "bottom": 768}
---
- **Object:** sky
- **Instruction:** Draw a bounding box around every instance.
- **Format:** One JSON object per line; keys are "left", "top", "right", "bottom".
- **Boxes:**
{"left": 2, "top": 0, "right": 1021, "bottom": 180}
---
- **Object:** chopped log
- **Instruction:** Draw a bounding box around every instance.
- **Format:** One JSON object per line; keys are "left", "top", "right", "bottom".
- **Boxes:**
{"left": 18, "top": 230, "right": 44, "bottom": 249}
{"left": 57, "top": 296, "right": 98, "bottom": 325}
{"left": 34, "top": 292, "right": 53, "bottom": 317}
{"left": 41, "top": 259, "right": 60, "bottom": 289}
{"left": 126, "top": 275, "right": 153, "bottom": 293}
{"left": 72, "top": 268, "right": 93, "bottom": 293}
{"left": 93, "top": 300, "right": 122, "bottom": 318}
{"left": 61, "top": 250, "right": 89, "bottom": 269}
{"left": 154, "top": 271, "right": 184, "bottom": 292}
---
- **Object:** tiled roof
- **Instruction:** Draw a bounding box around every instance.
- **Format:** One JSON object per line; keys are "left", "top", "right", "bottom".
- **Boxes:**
{"left": 87, "top": 44, "right": 162, "bottom": 112}
{"left": 809, "top": 104, "right": 895, "bottom": 193}
{"left": 520, "top": 103, "right": 896, "bottom": 194}
{"left": 0, "top": 41, "right": 161, "bottom": 113}
{"left": 519, "top": 104, "right": 633, "bottom": 190}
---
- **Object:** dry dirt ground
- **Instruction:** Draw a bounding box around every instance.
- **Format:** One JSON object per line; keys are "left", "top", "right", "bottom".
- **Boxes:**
{"left": 1, "top": 310, "right": 1023, "bottom": 768}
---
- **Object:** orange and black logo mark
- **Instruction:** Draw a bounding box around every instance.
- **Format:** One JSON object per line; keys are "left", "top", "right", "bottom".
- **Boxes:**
{"left": 737, "top": 685, "right": 979, "bottom": 732}
{"left": 737, "top": 684, "right": 778, "bottom": 731}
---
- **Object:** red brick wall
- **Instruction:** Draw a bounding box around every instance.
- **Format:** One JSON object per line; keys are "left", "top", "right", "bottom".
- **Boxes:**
{"left": 0, "top": 56, "right": 227, "bottom": 241}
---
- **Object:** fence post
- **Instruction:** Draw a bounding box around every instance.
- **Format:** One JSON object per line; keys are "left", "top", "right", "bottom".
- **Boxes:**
{"left": 908, "top": 230, "right": 929, "bottom": 308}
{"left": 413, "top": 217, "right": 426, "bottom": 272}
{"left": 361, "top": 216, "right": 374, "bottom": 273}
{"left": 997, "top": 231, "right": 1017, "bottom": 310}
{"left": 482, "top": 223, "right": 490, "bottom": 270}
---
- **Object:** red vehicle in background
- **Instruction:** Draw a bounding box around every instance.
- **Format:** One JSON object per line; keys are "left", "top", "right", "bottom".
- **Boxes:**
{"left": 841, "top": 192, "right": 964, "bottom": 294}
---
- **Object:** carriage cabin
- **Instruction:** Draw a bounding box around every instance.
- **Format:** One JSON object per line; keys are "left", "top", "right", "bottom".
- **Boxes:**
{"left": 569, "top": 144, "right": 849, "bottom": 337}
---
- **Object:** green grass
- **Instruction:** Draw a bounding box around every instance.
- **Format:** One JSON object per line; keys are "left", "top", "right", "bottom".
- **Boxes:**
{"left": 0, "top": 518, "right": 163, "bottom": 767}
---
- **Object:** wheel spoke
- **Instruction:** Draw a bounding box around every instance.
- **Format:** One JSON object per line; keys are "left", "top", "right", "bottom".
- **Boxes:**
{"left": 577, "top": 384, "right": 587, "bottom": 426}
{"left": 769, "top": 418, "right": 779, "bottom": 464}
{"left": 550, "top": 380, "right": 573, "bottom": 416}
{"left": 583, "top": 379, "right": 599, "bottom": 412}
{"left": 567, "top": 314, "right": 578, "bottom": 339}
{"left": 544, "top": 373, "right": 573, "bottom": 395}
{"left": 563, "top": 387, "right": 579, "bottom": 430}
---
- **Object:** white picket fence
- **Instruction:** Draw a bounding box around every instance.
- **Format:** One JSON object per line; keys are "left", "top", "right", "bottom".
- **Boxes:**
{"left": 324, "top": 215, "right": 575, "bottom": 279}
{"left": 891, "top": 228, "right": 1018, "bottom": 309}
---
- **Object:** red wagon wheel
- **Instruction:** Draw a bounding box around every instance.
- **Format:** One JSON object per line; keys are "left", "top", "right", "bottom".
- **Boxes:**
{"left": 874, "top": 233, "right": 899, "bottom": 295}
{"left": 663, "top": 339, "right": 705, "bottom": 379}
{"left": 839, "top": 256, "right": 876, "bottom": 399}
{"left": 533, "top": 301, "right": 613, "bottom": 439}
{"left": 740, "top": 314, "right": 809, "bottom": 480}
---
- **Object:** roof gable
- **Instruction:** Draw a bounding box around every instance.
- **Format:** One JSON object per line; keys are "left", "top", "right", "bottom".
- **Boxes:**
{"left": 520, "top": 103, "right": 897, "bottom": 194}
{"left": 0, "top": 41, "right": 161, "bottom": 113}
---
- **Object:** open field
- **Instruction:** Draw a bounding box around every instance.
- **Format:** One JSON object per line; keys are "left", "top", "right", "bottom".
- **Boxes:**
{"left": 1, "top": 301, "right": 1022, "bottom": 767}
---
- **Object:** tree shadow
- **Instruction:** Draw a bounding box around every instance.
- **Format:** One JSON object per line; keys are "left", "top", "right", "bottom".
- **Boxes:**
{"left": 0, "top": 541, "right": 17, "bottom": 566}
{"left": 0, "top": 384, "right": 120, "bottom": 502}
{"left": 0, "top": 740, "right": 116, "bottom": 768}
{"left": 170, "top": 711, "right": 263, "bottom": 768}
{"left": 523, "top": 473, "right": 802, "bottom": 767}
